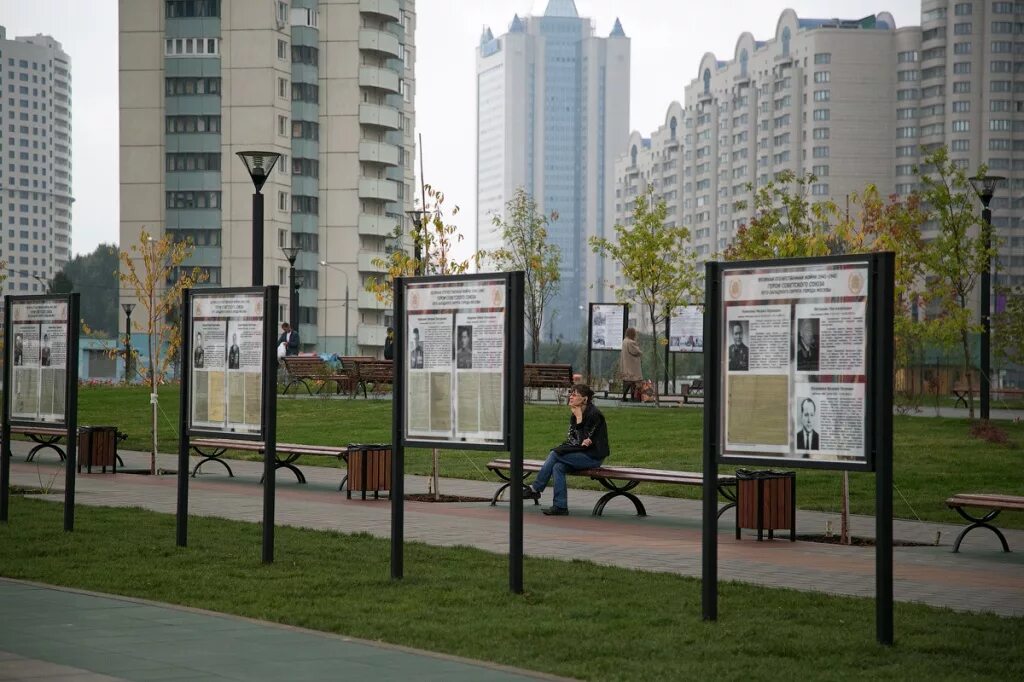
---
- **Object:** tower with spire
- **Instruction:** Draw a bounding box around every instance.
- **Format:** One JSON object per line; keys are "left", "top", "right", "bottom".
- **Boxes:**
{"left": 476, "top": 1, "right": 630, "bottom": 341}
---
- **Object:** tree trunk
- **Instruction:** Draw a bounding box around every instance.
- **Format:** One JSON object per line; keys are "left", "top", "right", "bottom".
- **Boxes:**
{"left": 841, "top": 472, "right": 850, "bottom": 545}
{"left": 649, "top": 308, "right": 660, "bottom": 406}
{"left": 962, "top": 329, "right": 975, "bottom": 419}
{"left": 431, "top": 448, "right": 440, "bottom": 500}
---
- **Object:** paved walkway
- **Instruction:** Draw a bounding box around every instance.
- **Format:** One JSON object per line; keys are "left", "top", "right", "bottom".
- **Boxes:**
{"left": 3, "top": 440, "right": 1023, "bottom": 679}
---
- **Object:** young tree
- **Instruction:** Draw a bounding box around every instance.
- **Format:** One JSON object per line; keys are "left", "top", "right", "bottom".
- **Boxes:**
{"left": 993, "top": 285, "right": 1024, "bottom": 369}
{"left": 367, "top": 184, "right": 482, "bottom": 305}
{"left": 488, "top": 187, "right": 561, "bottom": 362}
{"left": 915, "top": 147, "right": 995, "bottom": 419}
{"left": 590, "top": 186, "right": 701, "bottom": 405}
{"left": 118, "top": 229, "right": 206, "bottom": 474}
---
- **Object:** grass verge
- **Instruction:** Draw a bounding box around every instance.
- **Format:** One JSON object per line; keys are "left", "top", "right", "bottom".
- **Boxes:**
{"left": 1, "top": 497, "right": 1021, "bottom": 680}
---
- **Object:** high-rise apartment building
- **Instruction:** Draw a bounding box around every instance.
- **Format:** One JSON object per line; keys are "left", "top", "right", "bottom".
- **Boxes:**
{"left": 119, "top": 0, "right": 416, "bottom": 354}
{"left": 0, "top": 26, "right": 72, "bottom": 294}
{"left": 615, "top": 2, "right": 1024, "bottom": 297}
{"left": 476, "top": 0, "right": 629, "bottom": 340}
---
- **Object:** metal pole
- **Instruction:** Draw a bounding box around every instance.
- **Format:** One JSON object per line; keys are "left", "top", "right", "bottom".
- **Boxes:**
{"left": 664, "top": 314, "right": 671, "bottom": 395}
{"left": 126, "top": 309, "right": 133, "bottom": 381}
{"left": 176, "top": 289, "right": 192, "bottom": 547}
{"left": 701, "top": 262, "right": 720, "bottom": 621}
{"left": 289, "top": 263, "right": 299, "bottom": 332}
{"left": 875, "top": 252, "right": 895, "bottom": 645}
{"left": 344, "top": 281, "right": 350, "bottom": 356}
{"left": 1, "top": 295, "right": 13, "bottom": 522}
{"left": 252, "top": 192, "right": 264, "bottom": 286}
{"left": 509, "top": 272, "right": 525, "bottom": 593}
{"left": 981, "top": 205, "right": 992, "bottom": 420}
{"left": 64, "top": 293, "right": 80, "bottom": 532}
{"left": 391, "top": 277, "right": 405, "bottom": 580}
{"left": 263, "top": 286, "right": 279, "bottom": 564}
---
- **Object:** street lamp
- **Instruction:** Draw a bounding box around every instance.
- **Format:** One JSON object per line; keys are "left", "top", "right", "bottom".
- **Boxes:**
{"left": 281, "top": 246, "right": 301, "bottom": 333}
{"left": 237, "top": 151, "right": 281, "bottom": 286}
{"left": 121, "top": 303, "right": 135, "bottom": 382}
{"left": 969, "top": 174, "right": 1005, "bottom": 420}
{"left": 405, "top": 209, "right": 430, "bottom": 275}
{"left": 319, "top": 261, "right": 350, "bottom": 355}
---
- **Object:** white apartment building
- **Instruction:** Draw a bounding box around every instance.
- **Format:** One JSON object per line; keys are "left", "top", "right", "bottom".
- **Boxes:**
{"left": 476, "top": 0, "right": 629, "bottom": 341}
{"left": 119, "top": 0, "right": 416, "bottom": 355}
{"left": 0, "top": 26, "right": 72, "bottom": 294}
{"left": 615, "top": 2, "right": 1024, "bottom": 294}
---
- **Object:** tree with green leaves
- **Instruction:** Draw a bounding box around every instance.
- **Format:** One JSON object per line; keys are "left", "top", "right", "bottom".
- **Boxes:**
{"left": 50, "top": 245, "right": 120, "bottom": 336}
{"left": 118, "top": 229, "right": 207, "bottom": 474}
{"left": 993, "top": 285, "right": 1024, "bottom": 370}
{"left": 488, "top": 187, "right": 561, "bottom": 363}
{"left": 915, "top": 147, "right": 995, "bottom": 419}
{"left": 367, "top": 184, "right": 482, "bottom": 305}
{"left": 590, "top": 186, "right": 701, "bottom": 405}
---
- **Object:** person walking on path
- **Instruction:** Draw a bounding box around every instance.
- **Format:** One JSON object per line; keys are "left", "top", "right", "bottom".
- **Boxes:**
{"left": 278, "top": 322, "right": 299, "bottom": 356}
{"left": 620, "top": 327, "right": 642, "bottom": 401}
{"left": 523, "top": 384, "right": 610, "bottom": 515}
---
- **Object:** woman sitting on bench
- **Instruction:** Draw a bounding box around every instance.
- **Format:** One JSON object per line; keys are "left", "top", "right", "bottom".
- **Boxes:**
{"left": 523, "top": 383, "right": 610, "bottom": 515}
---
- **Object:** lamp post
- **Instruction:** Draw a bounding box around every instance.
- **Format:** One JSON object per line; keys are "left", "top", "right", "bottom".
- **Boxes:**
{"left": 968, "top": 174, "right": 1005, "bottom": 421}
{"left": 319, "top": 261, "right": 350, "bottom": 355}
{"left": 281, "top": 246, "right": 301, "bottom": 333}
{"left": 405, "top": 209, "right": 429, "bottom": 275}
{"left": 237, "top": 151, "right": 281, "bottom": 286}
{"left": 121, "top": 303, "right": 135, "bottom": 382}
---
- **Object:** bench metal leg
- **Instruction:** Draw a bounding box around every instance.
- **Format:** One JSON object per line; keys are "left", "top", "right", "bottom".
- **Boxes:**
{"left": 717, "top": 483, "right": 738, "bottom": 520}
{"left": 591, "top": 478, "right": 645, "bottom": 516}
{"left": 190, "top": 447, "right": 234, "bottom": 478}
{"left": 488, "top": 470, "right": 539, "bottom": 507}
{"left": 25, "top": 435, "right": 66, "bottom": 463}
{"left": 260, "top": 453, "right": 306, "bottom": 485}
{"left": 951, "top": 507, "right": 1010, "bottom": 553}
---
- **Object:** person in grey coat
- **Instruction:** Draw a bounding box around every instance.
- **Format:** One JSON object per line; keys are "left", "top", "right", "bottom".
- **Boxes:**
{"left": 620, "top": 327, "right": 642, "bottom": 401}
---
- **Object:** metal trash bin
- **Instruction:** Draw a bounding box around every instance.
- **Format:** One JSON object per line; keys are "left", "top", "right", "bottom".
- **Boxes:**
{"left": 735, "top": 469, "right": 795, "bottom": 541}
{"left": 77, "top": 426, "right": 119, "bottom": 474}
{"left": 345, "top": 444, "right": 391, "bottom": 500}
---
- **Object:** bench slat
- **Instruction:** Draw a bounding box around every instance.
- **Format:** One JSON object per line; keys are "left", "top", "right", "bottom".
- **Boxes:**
{"left": 947, "top": 493, "right": 1024, "bottom": 510}
{"left": 487, "top": 459, "right": 735, "bottom": 484}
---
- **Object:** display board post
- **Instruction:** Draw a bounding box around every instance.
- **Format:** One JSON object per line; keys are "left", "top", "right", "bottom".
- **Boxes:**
{"left": 63, "top": 293, "right": 80, "bottom": 532}
{"left": 1, "top": 295, "right": 12, "bottom": 523}
{"left": 664, "top": 317, "right": 671, "bottom": 395}
{"left": 586, "top": 305, "right": 593, "bottom": 383}
{"left": 391, "top": 277, "right": 405, "bottom": 581}
{"left": 262, "top": 286, "right": 278, "bottom": 564}
{"left": 701, "top": 263, "right": 721, "bottom": 621}
{"left": 176, "top": 289, "right": 192, "bottom": 547}
{"left": 509, "top": 272, "right": 525, "bottom": 593}
{"left": 874, "top": 252, "right": 895, "bottom": 645}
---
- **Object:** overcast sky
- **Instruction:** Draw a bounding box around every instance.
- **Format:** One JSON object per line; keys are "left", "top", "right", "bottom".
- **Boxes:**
{"left": 0, "top": 0, "right": 920, "bottom": 259}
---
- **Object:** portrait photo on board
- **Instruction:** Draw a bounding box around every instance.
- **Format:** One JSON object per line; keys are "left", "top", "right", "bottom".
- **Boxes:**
{"left": 727, "top": 320, "right": 749, "bottom": 372}
{"left": 796, "top": 317, "right": 820, "bottom": 372}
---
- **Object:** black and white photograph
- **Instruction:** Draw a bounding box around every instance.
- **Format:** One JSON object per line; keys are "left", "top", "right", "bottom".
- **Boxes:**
{"left": 796, "top": 317, "right": 820, "bottom": 372}
{"left": 40, "top": 333, "right": 51, "bottom": 367}
{"left": 727, "top": 320, "right": 749, "bottom": 371}
{"left": 410, "top": 328, "right": 424, "bottom": 369}
{"left": 456, "top": 325, "right": 473, "bottom": 369}
{"left": 227, "top": 332, "right": 241, "bottom": 370}
{"left": 795, "top": 397, "right": 820, "bottom": 451}
{"left": 13, "top": 333, "right": 24, "bottom": 366}
{"left": 193, "top": 331, "right": 205, "bottom": 369}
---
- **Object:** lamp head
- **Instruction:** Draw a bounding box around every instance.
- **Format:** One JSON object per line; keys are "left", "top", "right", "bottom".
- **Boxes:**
{"left": 121, "top": 303, "right": 136, "bottom": 315}
{"left": 969, "top": 175, "right": 1005, "bottom": 208}
{"left": 281, "top": 246, "right": 300, "bottom": 265}
{"left": 237, "top": 151, "right": 281, "bottom": 193}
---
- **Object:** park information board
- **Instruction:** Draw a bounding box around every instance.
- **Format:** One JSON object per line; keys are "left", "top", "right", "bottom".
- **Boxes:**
{"left": 668, "top": 305, "right": 703, "bottom": 353}
{"left": 720, "top": 259, "right": 872, "bottom": 468}
{"left": 403, "top": 276, "right": 509, "bottom": 448}
{"left": 188, "top": 290, "right": 266, "bottom": 437}
{"left": 8, "top": 297, "right": 70, "bottom": 424}
{"left": 589, "top": 303, "right": 626, "bottom": 350}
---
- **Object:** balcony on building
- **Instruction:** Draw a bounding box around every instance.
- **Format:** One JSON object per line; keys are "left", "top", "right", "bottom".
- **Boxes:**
{"left": 359, "top": 102, "right": 402, "bottom": 130}
{"left": 358, "top": 140, "right": 400, "bottom": 167}
{"left": 358, "top": 212, "right": 397, "bottom": 237}
{"left": 359, "top": 0, "right": 401, "bottom": 22}
{"left": 359, "top": 28, "right": 401, "bottom": 59}
{"left": 359, "top": 65, "right": 400, "bottom": 94}
{"left": 358, "top": 178, "right": 399, "bottom": 202}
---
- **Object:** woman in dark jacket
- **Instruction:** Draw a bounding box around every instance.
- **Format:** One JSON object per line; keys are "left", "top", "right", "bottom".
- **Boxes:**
{"left": 523, "top": 383, "right": 609, "bottom": 515}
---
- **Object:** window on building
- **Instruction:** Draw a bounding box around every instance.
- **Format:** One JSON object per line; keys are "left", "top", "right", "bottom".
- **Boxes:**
{"left": 953, "top": 22, "right": 972, "bottom": 34}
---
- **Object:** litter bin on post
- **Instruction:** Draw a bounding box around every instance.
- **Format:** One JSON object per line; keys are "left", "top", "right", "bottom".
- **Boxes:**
{"left": 735, "top": 469, "right": 796, "bottom": 541}
{"left": 77, "top": 426, "right": 119, "bottom": 474}
{"left": 345, "top": 444, "right": 391, "bottom": 500}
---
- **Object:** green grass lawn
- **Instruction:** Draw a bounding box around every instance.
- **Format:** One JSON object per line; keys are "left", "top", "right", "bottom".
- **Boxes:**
{"left": 1, "top": 496, "right": 1021, "bottom": 680}
{"left": 23, "top": 384, "right": 1024, "bottom": 528}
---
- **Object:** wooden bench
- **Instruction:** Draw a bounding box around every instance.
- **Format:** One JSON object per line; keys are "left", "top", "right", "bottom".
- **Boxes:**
{"left": 10, "top": 424, "right": 126, "bottom": 471}
{"left": 523, "top": 363, "right": 574, "bottom": 403}
{"left": 190, "top": 437, "right": 350, "bottom": 487}
{"left": 280, "top": 356, "right": 339, "bottom": 395}
{"left": 951, "top": 385, "right": 1024, "bottom": 408}
{"left": 946, "top": 493, "right": 1024, "bottom": 552}
{"left": 682, "top": 379, "right": 704, "bottom": 404}
{"left": 487, "top": 457, "right": 737, "bottom": 518}
{"left": 351, "top": 359, "right": 394, "bottom": 398}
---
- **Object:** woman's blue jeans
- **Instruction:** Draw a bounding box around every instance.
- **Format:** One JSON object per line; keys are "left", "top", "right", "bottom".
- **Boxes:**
{"left": 532, "top": 449, "right": 604, "bottom": 510}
